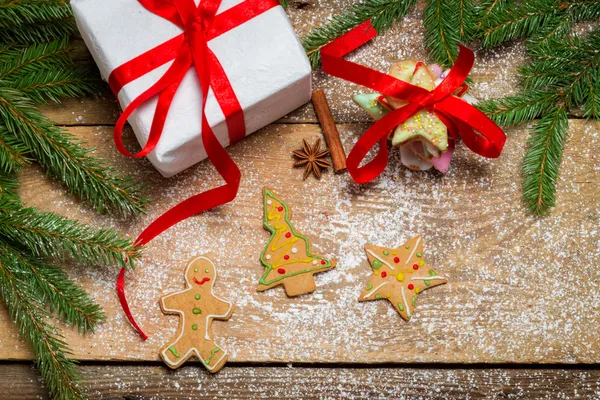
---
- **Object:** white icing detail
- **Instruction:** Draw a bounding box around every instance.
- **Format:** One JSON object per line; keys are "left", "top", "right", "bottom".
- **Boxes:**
{"left": 265, "top": 254, "right": 271, "bottom": 260}
{"left": 266, "top": 199, "right": 272, "bottom": 205}
{"left": 312, "top": 260, "right": 317, "bottom": 265}
{"left": 412, "top": 276, "right": 445, "bottom": 280}
{"left": 401, "top": 287, "right": 411, "bottom": 318}
{"left": 366, "top": 249, "right": 395, "bottom": 271}
{"left": 292, "top": 248, "right": 298, "bottom": 254}
{"left": 405, "top": 236, "right": 421, "bottom": 265}
{"left": 364, "top": 282, "right": 388, "bottom": 299}
{"left": 160, "top": 255, "right": 233, "bottom": 370}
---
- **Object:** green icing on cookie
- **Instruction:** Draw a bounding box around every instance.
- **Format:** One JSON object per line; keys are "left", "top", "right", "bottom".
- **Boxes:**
{"left": 372, "top": 260, "right": 383, "bottom": 269}
{"left": 168, "top": 346, "right": 180, "bottom": 358}
{"left": 193, "top": 308, "right": 201, "bottom": 315}
{"left": 353, "top": 93, "right": 389, "bottom": 121}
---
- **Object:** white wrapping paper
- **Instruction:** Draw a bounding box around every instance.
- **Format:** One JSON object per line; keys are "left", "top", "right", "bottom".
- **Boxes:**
{"left": 72, "top": 0, "right": 311, "bottom": 177}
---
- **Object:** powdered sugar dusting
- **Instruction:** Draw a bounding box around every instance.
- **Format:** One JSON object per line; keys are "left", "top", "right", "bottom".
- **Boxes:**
{"left": 2, "top": 1, "right": 598, "bottom": 369}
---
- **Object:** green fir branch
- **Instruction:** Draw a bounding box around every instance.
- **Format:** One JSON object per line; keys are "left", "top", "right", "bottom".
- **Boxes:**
{"left": 0, "top": 0, "right": 75, "bottom": 45}
{"left": 0, "top": 206, "right": 140, "bottom": 268}
{"left": 477, "top": 90, "right": 558, "bottom": 126}
{"left": 522, "top": 107, "right": 569, "bottom": 215}
{"left": 481, "top": 0, "right": 563, "bottom": 48}
{"left": 0, "top": 126, "right": 29, "bottom": 172}
{"left": 0, "top": 39, "right": 72, "bottom": 81}
{"left": 567, "top": 0, "right": 600, "bottom": 21}
{"left": 424, "top": 0, "right": 461, "bottom": 66}
{"left": 11, "top": 67, "right": 100, "bottom": 104}
{"left": 0, "top": 255, "right": 83, "bottom": 400}
{"left": 0, "top": 88, "right": 148, "bottom": 217}
{"left": 0, "top": 242, "right": 104, "bottom": 333}
{"left": 301, "top": 0, "right": 417, "bottom": 69}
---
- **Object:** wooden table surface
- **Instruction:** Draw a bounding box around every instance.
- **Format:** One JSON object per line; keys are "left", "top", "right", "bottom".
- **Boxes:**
{"left": 2, "top": 1, "right": 599, "bottom": 398}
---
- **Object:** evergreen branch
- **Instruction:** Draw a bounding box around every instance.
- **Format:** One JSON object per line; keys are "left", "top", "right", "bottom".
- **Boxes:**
{"left": 0, "top": 126, "right": 29, "bottom": 172}
{"left": 477, "top": 90, "right": 558, "bottom": 126}
{"left": 582, "top": 76, "right": 600, "bottom": 118}
{"left": 458, "top": 0, "right": 477, "bottom": 42}
{"left": 567, "top": 0, "right": 600, "bottom": 21}
{"left": 0, "top": 0, "right": 75, "bottom": 45}
{"left": 424, "top": 0, "right": 460, "bottom": 66}
{"left": 475, "top": 0, "right": 513, "bottom": 30}
{"left": 0, "top": 242, "right": 103, "bottom": 333}
{"left": 10, "top": 67, "right": 100, "bottom": 104}
{"left": 521, "top": 107, "right": 568, "bottom": 215}
{"left": 481, "top": 0, "right": 563, "bottom": 48}
{"left": 0, "top": 206, "right": 140, "bottom": 268}
{"left": 0, "top": 171, "right": 22, "bottom": 211}
{"left": 301, "top": 0, "right": 417, "bottom": 69}
{"left": 0, "top": 39, "right": 72, "bottom": 81}
{"left": 528, "top": 13, "right": 572, "bottom": 47}
{"left": 0, "top": 255, "right": 83, "bottom": 400}
{"left": 0, "top": 88, "right": 149, "bottom": 217}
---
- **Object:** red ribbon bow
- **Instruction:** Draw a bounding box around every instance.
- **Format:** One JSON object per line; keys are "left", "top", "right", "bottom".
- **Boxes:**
{"left": 320, "top": 21, "right": 506, "bottom": 183}
{"left": 110, "top": 0, "right": 279, "bottom": 339}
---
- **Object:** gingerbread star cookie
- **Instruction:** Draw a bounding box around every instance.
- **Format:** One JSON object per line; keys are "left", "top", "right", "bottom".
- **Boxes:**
{"left": 160, "top": 255, "right": 233, "bottom": 373}
{"left": 358, "top": 235, "right": 447, "bottom": 320}
{"left": 258, "top": 188, "right": 336, "bottom": 296}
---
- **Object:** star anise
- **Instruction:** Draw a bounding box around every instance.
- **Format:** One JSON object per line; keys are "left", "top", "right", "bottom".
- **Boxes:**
{"left": 292, "top": 138, "right": 332, "bottom": 180}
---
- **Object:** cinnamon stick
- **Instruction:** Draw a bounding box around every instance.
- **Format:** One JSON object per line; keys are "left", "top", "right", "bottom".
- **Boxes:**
{"left": 311, "top": 89, "right": 347, "bottom": 173}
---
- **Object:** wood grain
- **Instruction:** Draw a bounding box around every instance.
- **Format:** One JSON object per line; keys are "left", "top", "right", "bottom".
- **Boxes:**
{"left": 3, "top": 363, "right": 600, "bottom": 399}
{"left": 1, "top": 120, "right": 598, "bottom": 364}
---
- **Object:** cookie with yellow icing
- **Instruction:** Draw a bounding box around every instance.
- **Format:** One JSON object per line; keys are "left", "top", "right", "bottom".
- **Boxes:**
{"left": 385, "top": 61, "right": 448, "bottom": 151}
{"left": 258, "top": 188, "right": 336, "bottom": 296}
{"left": 358, "top": 236, "right": 447, "bottom": 320}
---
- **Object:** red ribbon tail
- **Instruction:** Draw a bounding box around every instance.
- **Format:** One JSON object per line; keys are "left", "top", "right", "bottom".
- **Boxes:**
{"left": 117, "top": 267, "right": 148, "bottom": 340}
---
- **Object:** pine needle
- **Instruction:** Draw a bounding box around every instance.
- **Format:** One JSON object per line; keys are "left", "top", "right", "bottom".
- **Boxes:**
{"left": 301, "top": 0, "right": 417, "bottom": 69}
{"left": 522, "top": 107, "right": 568, "bottom": 215}
{"left": 0, "top": 88, "right": 148, "bottom": 217}
{"left": 0, "top": 207, "right": 141, "bottom": 268}
{"left": 0, "top": 256, "right": 83, "bottom": 400}
{"left": 0, "top": 242, "right": 104, "bottom": 333}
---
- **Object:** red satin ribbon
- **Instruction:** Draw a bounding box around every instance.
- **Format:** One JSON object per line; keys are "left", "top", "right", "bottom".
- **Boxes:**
{"left": 320, "top": 20, "right": 506, "bottom": 184}
{"left": 112, "top": 0, "right": 279, "bottom": 340}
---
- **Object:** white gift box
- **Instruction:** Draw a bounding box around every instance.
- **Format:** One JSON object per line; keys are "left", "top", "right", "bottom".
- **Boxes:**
{"left": 72, "top": 0, "right": 312, "bottom": 177}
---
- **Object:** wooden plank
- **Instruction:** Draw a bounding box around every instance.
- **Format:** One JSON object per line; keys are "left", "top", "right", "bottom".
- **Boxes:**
{"left": 1, "top": 120, "right": 598, "bottom": 364}
{"left": 3, "top": 363, "right": 600, "bottom": 399}
{"left": 39, "top": 1, "right": 525, "bottom": 125}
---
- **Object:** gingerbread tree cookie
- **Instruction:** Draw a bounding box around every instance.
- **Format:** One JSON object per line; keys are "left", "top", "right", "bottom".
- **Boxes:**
{"left": 160, "top": 255, "right": 233, "bottom": 373}
{"left": 358, "top": 235, "right": 447, "bottom": 320}
{"left": 258, "top": 188, "right": 336, "bottom": 296}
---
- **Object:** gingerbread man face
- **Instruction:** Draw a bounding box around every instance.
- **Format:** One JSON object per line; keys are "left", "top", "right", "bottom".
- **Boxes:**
{"left": 185, "top": 258, "right": 216, "bottom": 289}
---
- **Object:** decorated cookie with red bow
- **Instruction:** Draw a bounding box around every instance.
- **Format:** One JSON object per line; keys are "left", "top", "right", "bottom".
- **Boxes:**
{"left": 353, "top": 61, "right": 475, "bottom": 173}
{"left": 358, "top": 235, "right": 447, "bottom": 320}
{"left": 160, "top": 255, "right": 233, "bottom": 373}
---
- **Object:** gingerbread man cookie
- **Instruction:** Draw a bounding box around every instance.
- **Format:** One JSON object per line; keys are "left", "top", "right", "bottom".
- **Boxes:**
{"left": 358, "top": 235, "right": 447, "bottom": 320}
{"left": 160, "top": 255, "right": 233, "bottom": 373}
{"left": 258, "top": 188, "right": 336, "bottom": 296}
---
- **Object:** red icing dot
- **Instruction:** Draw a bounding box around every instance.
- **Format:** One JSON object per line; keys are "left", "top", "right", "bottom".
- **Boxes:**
{"left": 321, "top": 260, "right": 326, "bottom": 265}
{"left": 393, "top": 257, "right": 400, "bottom": 263}
{"left": 413, "top": 264, "right": 419, "bottom": 270}
{"left": 284, "top": 255, "right": 290, "bottom": 260}
{"left": 285, "top": 232, "right": 292, "bottom": 238}
{"left": 277, "top": 206, "right": 283, "bottom": 212}
{"left": 381, "top": 271, "right": 387, "bottom": 278}
{"left": 408, "top": 284, "right": 415, "bottom": 290}
{"left": 277, "top": 268, "right": 286, "bottom": 274}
